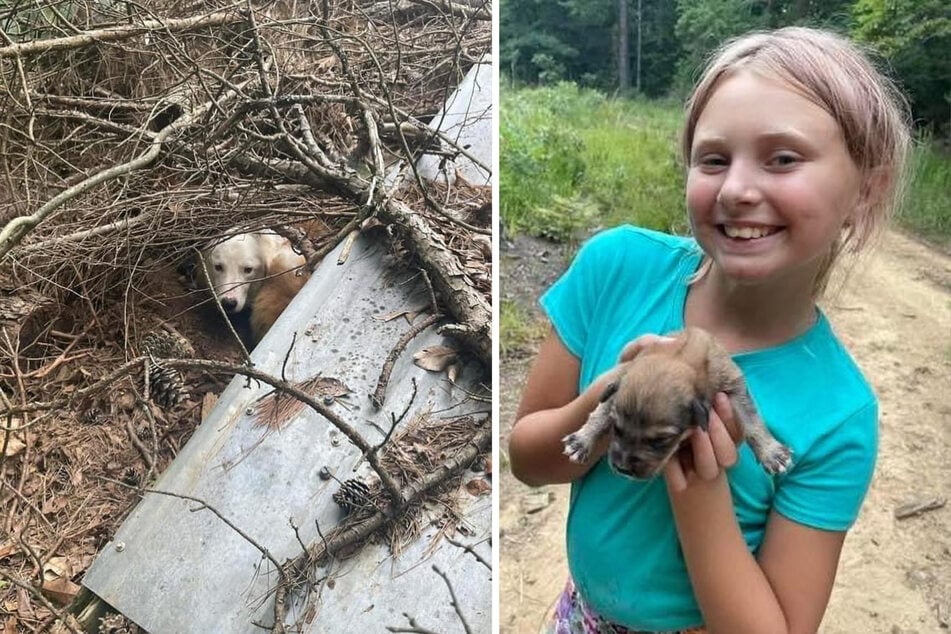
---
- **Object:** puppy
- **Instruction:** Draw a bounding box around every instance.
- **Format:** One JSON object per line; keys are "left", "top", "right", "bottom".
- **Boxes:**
{"left": 199, "top": 229, "right": 307, "bottom": 342}
{"left": 250, "top": 248, "right": 310, "bottom": 341}
{"left": 199, "top": 231, "right": 287, "bottom": 314}
{"left": 563, "top": 328, "right": 792, "bottom": 479}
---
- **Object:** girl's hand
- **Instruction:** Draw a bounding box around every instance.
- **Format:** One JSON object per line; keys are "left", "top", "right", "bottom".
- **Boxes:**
{"left": 665, "top": 392, "right": 740, "bottom": 492}
{"left": 619, "top": 333, "right": 678, "bottom": 362}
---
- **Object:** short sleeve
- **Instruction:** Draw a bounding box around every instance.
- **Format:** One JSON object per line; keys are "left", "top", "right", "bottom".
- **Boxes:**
{"left": 539, "top": 230, "right": 620, "bottom": 358}
{"left": 773, "top": 400, "right": 879, "bottom": 531}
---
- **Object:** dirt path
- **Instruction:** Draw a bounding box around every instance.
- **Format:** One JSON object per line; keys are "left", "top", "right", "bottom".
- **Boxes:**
{"left": 499, "top": 229, "right": 951, "bottom": 634}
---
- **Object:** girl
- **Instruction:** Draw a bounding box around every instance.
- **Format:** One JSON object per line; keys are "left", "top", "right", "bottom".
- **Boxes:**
{"left": 508, "top": 27, "right": 911, "bottom": 634}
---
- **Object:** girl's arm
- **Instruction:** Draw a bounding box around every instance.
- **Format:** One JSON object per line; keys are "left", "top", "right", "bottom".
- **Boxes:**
{"left": 508, "top": 329, "right": 615, "bottom": 486}
{"left": 667, "top": 396, "right": 846, "bottom": 634}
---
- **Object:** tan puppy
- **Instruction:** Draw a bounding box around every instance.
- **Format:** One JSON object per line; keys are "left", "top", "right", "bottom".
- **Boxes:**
{"left": 199, "top": 228, "right": 308, "bottom": 344}
{"left": 200, "top": 230, "right": 295, "bottom": 315}
{"left": 250, "top": 248, "right": 310, "bottom": 342}
{"left": 563, "top": 328, "right": 792, "bottom": 479}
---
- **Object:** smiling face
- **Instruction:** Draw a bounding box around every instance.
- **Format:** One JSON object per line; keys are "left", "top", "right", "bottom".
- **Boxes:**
{"left": 686, "top": 70, "right": 864, "bottom": 291}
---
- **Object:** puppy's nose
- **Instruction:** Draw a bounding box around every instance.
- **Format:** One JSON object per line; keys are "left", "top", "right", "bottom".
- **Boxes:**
{"left": 221, "top": 297, "right": 238, "bottom": 312}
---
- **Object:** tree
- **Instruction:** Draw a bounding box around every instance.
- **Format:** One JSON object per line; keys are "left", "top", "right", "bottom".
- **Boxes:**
{"left": 852, "top": 0, "right": 950, "bottom": 133}
{"left": 673, "top": 0, "right": 766, "bottom": 92}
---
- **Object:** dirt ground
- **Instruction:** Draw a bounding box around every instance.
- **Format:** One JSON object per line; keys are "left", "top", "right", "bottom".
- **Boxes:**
{"left": 499, "top": 229, "right": 951, "bottom": 634}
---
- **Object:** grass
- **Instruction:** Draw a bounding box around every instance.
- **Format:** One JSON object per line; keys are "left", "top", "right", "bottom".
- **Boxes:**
{"left": 898, "top": 138, "right": 951, "bottom": 245}
{"left": 501, "top": 82, "right": 690, "bottom": 242}
{"left": 500, "top": 300, "right": 549, "bottom": 357}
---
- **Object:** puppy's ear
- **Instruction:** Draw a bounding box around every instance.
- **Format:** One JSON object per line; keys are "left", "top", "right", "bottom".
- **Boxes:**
{"left": 599, "top": 380, "right": 619, "bottom": 403}
{"left": 690, "top": 398, "right": 710, "bottom": 432}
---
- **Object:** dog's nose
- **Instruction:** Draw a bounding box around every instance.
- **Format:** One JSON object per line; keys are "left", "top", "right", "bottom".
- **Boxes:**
{"left": 221, "top": 297, "right": 238, "bottom": 312}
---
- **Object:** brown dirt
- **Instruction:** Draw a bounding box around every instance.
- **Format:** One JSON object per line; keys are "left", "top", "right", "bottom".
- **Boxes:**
{"left": 499, "top": 229, "right": 951, "bottom": 634}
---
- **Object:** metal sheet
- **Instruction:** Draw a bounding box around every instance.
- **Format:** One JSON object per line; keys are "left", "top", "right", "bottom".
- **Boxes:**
{"left": 417, "top": 57, "right": 493, "bottom": 186}
{"left": 83, "top": 234, "right": 491, "bottom": 633}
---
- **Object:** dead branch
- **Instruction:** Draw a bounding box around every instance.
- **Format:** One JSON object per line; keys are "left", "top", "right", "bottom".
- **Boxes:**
{"left": 432, "top": 565, "right": 473, "bottom": 634}
{"left": 380, "top": 201, "right": 491, "bottom": 366}
{"left": 272, "top": 421, "right": 490, "bottom": 633}
{"left": 445, "top": 536, "right": 490, "bottom": 569}
{"left": 0, "top": 8, "right": 246, "bottom": 59}
{"left": 386, "top": 614, "right": 441, "bottom": 634}
{"left": 0, "top": 72, "right": 255, "bottom": 259}
{"left": 371, "top": 313, "right": 442, "bottom": 409}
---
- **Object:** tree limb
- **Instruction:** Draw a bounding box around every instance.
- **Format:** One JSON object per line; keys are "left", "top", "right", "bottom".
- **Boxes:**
{"left": 0, "top": 7, "right": 247, "bottom": 59}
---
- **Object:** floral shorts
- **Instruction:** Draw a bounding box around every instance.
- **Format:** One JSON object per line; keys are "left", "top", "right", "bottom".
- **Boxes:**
{"left": 545, "top": 578, "right": 706, "bottom": 634}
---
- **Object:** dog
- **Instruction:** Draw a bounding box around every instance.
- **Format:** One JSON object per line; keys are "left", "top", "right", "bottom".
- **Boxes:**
{"left": 199, "top": 229, "right": 308, "bottom": 342}
{"left": 249, "top": 247, "right": 310, "bottom": 342}
{"left": 562, "top": 327, "right": 792, "bottom": 479}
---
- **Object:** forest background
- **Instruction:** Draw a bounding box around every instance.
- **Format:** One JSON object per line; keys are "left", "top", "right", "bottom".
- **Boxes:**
{"left": 499, "top": 0, "right": 949, "bottom": 263}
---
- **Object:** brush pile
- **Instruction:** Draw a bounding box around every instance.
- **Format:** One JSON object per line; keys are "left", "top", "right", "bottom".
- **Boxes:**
{"left": 0, "top": 1, "right": 490, "bottom": 630}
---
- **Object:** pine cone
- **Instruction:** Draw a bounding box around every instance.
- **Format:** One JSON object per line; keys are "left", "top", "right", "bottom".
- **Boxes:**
{"left": 147, "top": 358, "right": 186, "bottom": 410}
{"left": 141, "top": 325, "right": 194, "bottom": 359}
{"left": 333, "top": 478, "right": 371, "bottom": 514}
{"left": 99, "top": 613, "right": 140, "bottom": 634}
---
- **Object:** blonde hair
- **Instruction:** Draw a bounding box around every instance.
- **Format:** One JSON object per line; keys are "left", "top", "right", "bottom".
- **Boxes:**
{"left": 682, "top": 27, "right": 912, "bottom": 296}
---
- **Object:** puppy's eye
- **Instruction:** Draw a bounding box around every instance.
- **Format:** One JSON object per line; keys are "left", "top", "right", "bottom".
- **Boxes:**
{"left": 244, "top": 266, "right": 254, "bottom": 275}
{"left": 646, "top": 435, "right": 674, "bottom": 449}
{"left": 214, "top": 264, "right": 223, "bottom": 272}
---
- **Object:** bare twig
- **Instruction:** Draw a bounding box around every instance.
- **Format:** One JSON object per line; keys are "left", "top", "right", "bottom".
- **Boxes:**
{"left": 0, "top": 571, "right": 83, "bottom": 634}
{"left": 0, "top": 8, "right": 246, "bottom": 59}
{"left": 445, "top": 535, "right": 490, "bottom": 569}
{"left": 432, "top": 565, "right": 473, "bottom": 634}
{"left": 371, "top": 314, "right": 442, "bottom": 409}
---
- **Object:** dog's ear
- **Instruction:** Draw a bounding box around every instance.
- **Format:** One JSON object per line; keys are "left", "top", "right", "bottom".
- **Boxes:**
{"left": 690, "top": 398, "right": 710, "bottom": 432}
{"left": 599, "top": 380, "right": 620, "bottom": 403}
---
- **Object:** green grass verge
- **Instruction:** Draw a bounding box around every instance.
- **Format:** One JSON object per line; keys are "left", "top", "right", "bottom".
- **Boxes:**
{"left": 501, "top": 83, "right": 690, "bottom": 242}
{"left": 500, "top": 299, "right": 549, "bottom": 357}
{"left": 898, "top": 138, "right": 951, "bottom": 244}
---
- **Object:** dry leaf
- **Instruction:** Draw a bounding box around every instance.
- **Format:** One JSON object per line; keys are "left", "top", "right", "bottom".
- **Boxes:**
{"left": 361, "top": 217, "right": 382, "bottom": 231}
{"left": 0, "top": 542, "right": 15, "bottom": 559}
{"left": 465, "top": 477, "right": 491, "bottom": 497}
{"left": 315, "top": 54, "right": 338, "bottom": 72}
{"left": 447, "top": 363, "right": 460, "bottom": 383}
{"left": 43, "top": 556, "right": 73, "bottom": 580}
{"left": 15, "top": 587, "right": 32, "bottom": 619}
{"left": 3, "top": 617, "right": 17, "bottom": 634}
{"left": 413, "top": 345, "right": 458, "bottom": 372}
{"left": 0, "top": 434, "right": 24, "bottom": 457}
{"left": 311, "top": 377, "right": 351, "bottom": 398}
{"left": 41, "top": 577, "right": 80, "bottom": 605}
{"left": 484, "top": 457, "right": 492, "bottom": 476}
{"left": 201, "top": 392, "right": 218, "bottom": 422}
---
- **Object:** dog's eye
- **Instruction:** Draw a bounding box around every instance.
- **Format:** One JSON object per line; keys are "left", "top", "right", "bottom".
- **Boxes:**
{"left": 244, "top": 267, "right": 254, "bottom": 274}
{"left": 214, "top": 264, "right": 223, "bottom": 272}
{"left": 646, "top": 435, "right": 674, "bottom": 449}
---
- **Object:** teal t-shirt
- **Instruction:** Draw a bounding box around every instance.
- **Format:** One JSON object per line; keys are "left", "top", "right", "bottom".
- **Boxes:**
{"left": 541, "top": 226, "right": 878, "bottom": 630}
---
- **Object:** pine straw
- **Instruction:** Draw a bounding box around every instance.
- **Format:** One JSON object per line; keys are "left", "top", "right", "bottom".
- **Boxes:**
{"left": 318, "top": 411, "right": 488, "bottom": 561}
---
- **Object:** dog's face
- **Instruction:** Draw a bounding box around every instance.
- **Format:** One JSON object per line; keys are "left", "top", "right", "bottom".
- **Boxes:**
{"left": 201, "top": 234, "right": 267, "bottom": 314}
{"left": 605, "top": 355, "right": 709, "bottom": 479}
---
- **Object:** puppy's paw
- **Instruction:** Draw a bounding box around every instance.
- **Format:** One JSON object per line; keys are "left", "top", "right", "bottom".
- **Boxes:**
{"left": 562, "top": 432, "right": 593, "bottom": 464}
{"left": 758, "top": 442, "right": 793, "bottom": 475}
